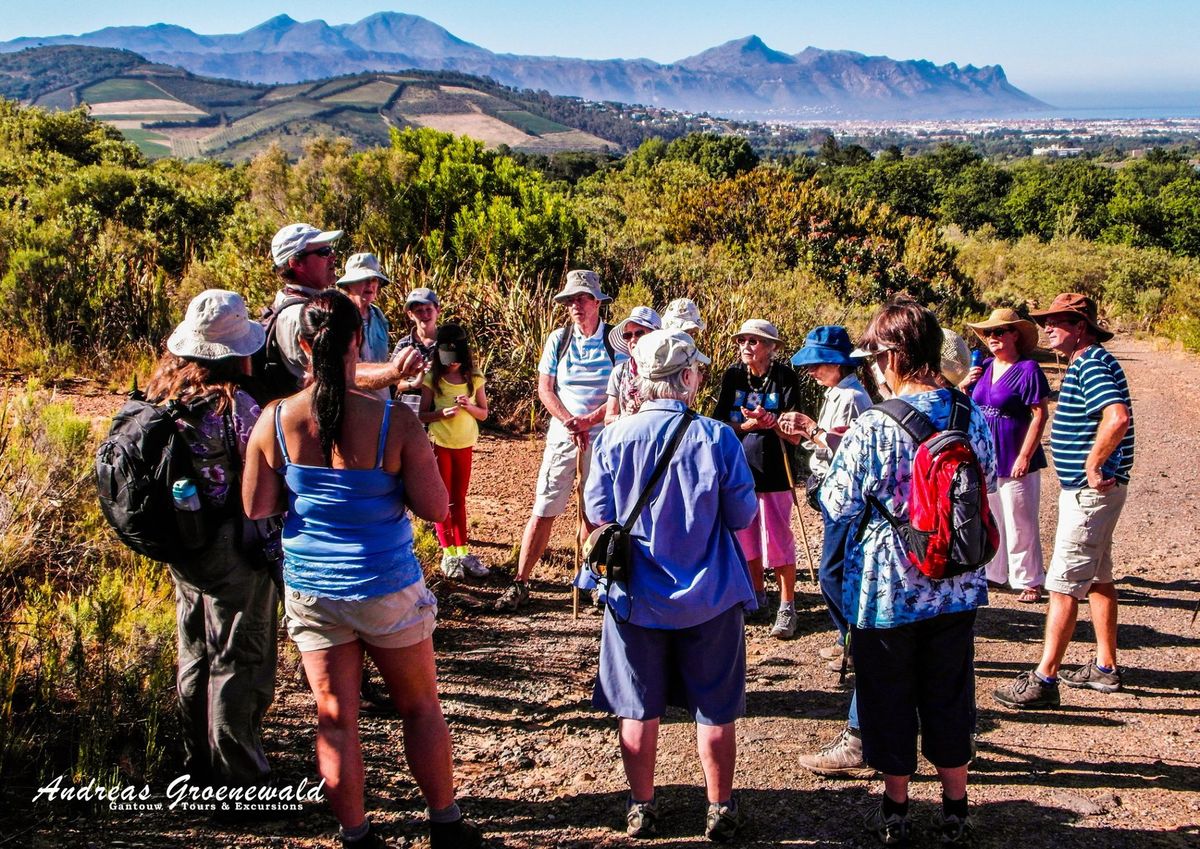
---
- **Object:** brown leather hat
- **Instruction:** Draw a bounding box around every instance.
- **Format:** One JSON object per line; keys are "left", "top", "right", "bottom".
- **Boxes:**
{"left": 1029, "top": 293, "right": 1113, "bottom": 343}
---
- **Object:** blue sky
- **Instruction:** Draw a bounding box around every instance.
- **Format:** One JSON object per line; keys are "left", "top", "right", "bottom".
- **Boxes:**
{"left": 4, "top": 1, "right": 1197, "bottom": 106}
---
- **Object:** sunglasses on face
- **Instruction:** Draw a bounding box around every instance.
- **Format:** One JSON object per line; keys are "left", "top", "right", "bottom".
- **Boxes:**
{"left": 982, "top": 327, "right": 1015, "bottom": 338}
{"left": 302, "top": 246, "right": 335, "bottom": 258}
{"left": 735, "top": 336, "right": 763, "bottom": 347}
{"left": 622, "top": 329, "right": 648, "bottom": 341}
{"left": 1043, "top": 317, "right": 1082, "bottom": 329}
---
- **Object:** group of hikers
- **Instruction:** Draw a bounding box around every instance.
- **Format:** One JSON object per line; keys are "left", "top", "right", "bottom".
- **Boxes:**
{"left": 139, "top": 220, "right": 1135, "bottom": 848}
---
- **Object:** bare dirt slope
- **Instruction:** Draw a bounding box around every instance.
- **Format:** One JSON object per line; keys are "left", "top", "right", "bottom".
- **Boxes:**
{"left": 26, "top": 337, "right": 1200, "bottom": 847}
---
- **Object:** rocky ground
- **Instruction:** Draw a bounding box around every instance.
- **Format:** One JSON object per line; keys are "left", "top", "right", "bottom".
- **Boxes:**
{"left": 20, "top": 337, "right": 1200, "bottom": 848}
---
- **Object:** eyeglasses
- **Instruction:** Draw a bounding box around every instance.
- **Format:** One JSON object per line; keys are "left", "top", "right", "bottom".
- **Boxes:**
{"left": 622, "top": 329, "right": 648, "bottom": 341}
{"left": 981, "top": 327, "right": 1015, "bottom": 338}
{"left": 735, "top": 336, "right": 763, "bottom": 347}
{"left": 1043, "top": 316, "right": 1082, "bottom": 329}
{"left": 301, "top": 246, "right": 335, "bottom": 258}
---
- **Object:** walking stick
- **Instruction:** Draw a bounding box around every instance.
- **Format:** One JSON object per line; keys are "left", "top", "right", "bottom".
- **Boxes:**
{"left": 779, "top": 435, "right": 819, "bottom": 584}
{"left": 572, "top": 448, "right": 584, "bottom": 620}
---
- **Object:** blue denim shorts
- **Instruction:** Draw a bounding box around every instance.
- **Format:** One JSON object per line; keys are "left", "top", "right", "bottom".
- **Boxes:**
{"left": 593, "top": 604, "right": 746, "bottom": 726}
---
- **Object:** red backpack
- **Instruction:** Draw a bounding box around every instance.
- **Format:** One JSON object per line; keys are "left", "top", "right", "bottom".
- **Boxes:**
{"left": 865, "top": 390, "right": 999, "bottom": 580}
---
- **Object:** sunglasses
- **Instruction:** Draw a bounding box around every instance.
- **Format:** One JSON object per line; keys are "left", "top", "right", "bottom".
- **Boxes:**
{"left": 981, "top": 327, "right": 1015, "bottom": 338}
{"left": 301, "top": 246, "right": 335, "bottom": 258}
{"left": 735, "top": 336, "right": 763, "bottom": 347}
{"left": 622, "top": 329, "right": 649, "bottom": 341}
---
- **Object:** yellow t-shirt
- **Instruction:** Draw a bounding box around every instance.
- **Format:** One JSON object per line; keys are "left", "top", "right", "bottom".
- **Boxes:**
{"left": 424, "top": 370, "right": 484, "bottom": 449}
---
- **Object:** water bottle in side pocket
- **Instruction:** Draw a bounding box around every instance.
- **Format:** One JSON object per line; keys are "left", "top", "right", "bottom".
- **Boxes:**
{"left": 172, "top": 478, "right": 207, "bottom": 551}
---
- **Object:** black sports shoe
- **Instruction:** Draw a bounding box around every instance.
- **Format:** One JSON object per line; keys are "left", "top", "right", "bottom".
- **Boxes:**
{"left": 1059, "top": 660, "right": 1121, "bottom": 693}
{"left": 429, "top": 816, "right": 482, "bottom": 849}
{"left": 992, "top": 669, "right": 1060, "bottom": 710}
{"left": 705, "top": 799, "right": 746, "bottom": 842}
{"left": 935, "top": 810, "right": 974, "bottom": 846}
{"left": 626, "top": 797, "right": 659, "bottom": 838}
{"left": 863, "top": 799, "right": 911, "bottom": 845}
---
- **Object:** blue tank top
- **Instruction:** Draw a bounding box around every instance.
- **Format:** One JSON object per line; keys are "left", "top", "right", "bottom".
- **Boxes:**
{"left": 275, "top": 401, "right": 422, "bottom": 600}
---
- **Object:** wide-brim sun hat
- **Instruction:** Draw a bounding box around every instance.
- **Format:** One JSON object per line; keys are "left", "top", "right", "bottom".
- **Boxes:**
{"left": 337, "top": 252, "right": 391, "bottom": 287}
{"left": 633, "top": 329, "right": 711, "bottom": 381}
{"left": 553, "top": 269, "right": 611, "bottom": 304}
{"left": 1029, "top": 293, "right": 1114, "bottom": 343}
{"left": 662, "top": 297, "right": 706, "bottom": 333}
{"left": 791, "top": 325, "right": 862, "bottom": 368}
{"left": 967, "top": 307, "right": 1040, "bottom": 355}
{"left": 940, "top": 328, "right": 971, "bottom": 386}
{"left": 167, "top": 289, "right": 265, "bottom": 360}
{"left": 271, "top": 222, "right": 343, "bottom": 267}
{"left": 730, "top": 319, "right": 782, "bottom": 345}
{"left": 608, "top": 306, "right": 663, "bottom": 355}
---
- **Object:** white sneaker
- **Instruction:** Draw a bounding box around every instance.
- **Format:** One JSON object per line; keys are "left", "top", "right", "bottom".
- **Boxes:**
{"left": 441, "top": 553, "right": 465, "bottom": 579}
{"left": 460, "top": 554, "right": 490, "bottom": 578}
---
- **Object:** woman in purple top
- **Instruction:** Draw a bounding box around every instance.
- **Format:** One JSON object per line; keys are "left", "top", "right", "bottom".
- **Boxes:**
{"left": 964, "top": 308, "right": 1051, "bottom": 602}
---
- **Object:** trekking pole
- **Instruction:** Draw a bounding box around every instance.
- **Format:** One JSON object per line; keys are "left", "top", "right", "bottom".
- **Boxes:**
{"left": 572, "top": 449, "right": 584, "bottom": 620}
{"left": 779, "top": 435, "right": 818, "bottom": 584}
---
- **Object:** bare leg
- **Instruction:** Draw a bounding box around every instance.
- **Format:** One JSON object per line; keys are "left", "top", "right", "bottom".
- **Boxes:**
{"left": 516, "top": 515, "right": 556, "bottom": 583}
{"left": 935, "top": 764, "right": 968, "bottom": 800}
{"left": 1087, "top": 582, "right": 1119, "bottom": 669}
{"left": 775, "top": 563, "right": 797, "bottom": 605}
{"left": 366, "top": 638, "right": 456, "bottom": 810}
{"left": 619, "top": 718, "right": 660, "bottom": 802}
{"left": 882, "top": 774, "right": 909, "bottom": 804}
{"left": 696, "top": 722, "right": 737, "bottom": 804}
{"left": 746, "top": 557, "right": 765, "bottom": 595}
{"left": 300, "top": 641, "right": 366, "bottom": 829}
{"left": 1037, "top": 591, "right": 1080, "bottom": 679}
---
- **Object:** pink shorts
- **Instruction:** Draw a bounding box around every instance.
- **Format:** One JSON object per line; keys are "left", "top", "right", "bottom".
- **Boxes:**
{"left": 735, "top": 490, "right": 796, "bottom": 567}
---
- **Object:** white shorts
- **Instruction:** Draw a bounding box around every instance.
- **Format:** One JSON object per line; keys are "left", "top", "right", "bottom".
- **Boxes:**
{"left": 532, "top": 432, "right": 593, "bottom": 518}
{"left": 284, "top": 581, "right": 437, "bottom": 653}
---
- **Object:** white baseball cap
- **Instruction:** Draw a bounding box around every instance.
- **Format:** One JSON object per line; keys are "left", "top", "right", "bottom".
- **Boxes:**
{"left": 271, "top": 222, "right": 343, "bottom": 267}
{"left": 632, "top": 329, "right": 711, "bottom": 381}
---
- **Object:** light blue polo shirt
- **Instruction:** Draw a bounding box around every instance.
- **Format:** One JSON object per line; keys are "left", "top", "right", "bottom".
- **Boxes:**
{"left": 538, "top": 324, "right": 623, "bottom": 437}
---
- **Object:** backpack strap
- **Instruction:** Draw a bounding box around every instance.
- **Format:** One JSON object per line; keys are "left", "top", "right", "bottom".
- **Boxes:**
{"left": 872, "top": 397, "right": 937, "bottom": 444}
{"left": 619, "top": 409, "right": 697, "bottom": 532}
{"left": 600, "top": 321, "right": 616, "bottom": 365}
{"left": 946, "top": 388, "right": 972, "bottom": 433}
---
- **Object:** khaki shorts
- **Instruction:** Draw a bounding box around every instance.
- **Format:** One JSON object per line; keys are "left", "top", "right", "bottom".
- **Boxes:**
{"left": 284, "top": 581, "right": 437, "bottom": 653}
{"left": 1046, "top": 484, "right": 1128, "bottom": 600}
{"left": 532, "top": 433, "right": 593, "bottom": 518}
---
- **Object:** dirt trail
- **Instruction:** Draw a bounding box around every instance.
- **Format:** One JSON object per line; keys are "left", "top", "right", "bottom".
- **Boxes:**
{"left": 26, "top": 337, "right": 1200, "bottom": 848}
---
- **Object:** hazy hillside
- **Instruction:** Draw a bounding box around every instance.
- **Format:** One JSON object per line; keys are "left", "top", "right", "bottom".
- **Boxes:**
{"left": 0, "top": 12, "right": 1048, "bottom": 119}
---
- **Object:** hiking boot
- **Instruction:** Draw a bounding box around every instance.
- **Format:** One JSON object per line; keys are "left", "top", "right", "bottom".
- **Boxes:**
{"left": 993, "top": 670, "right": 1060, "bottom": 710}
{"left": 341, "top": 822, "right": 389, "bottom": 849}
{"left": 494, "top": 580, "right": 529, "bottom": 613}
{"left": 1059, "top": 660, "right": 1121, "bottom": 693}
{"left": 460, "top": 554, "right": 491, "bottom": 578}
{"left": 770, "top": 606, "right": 798, "bottom": 639}
{"left": 863, "top": 800, "right": 911, "bottom": 845}
{"left": 934, "top": 810, "right": 974, "bottom": 846}
{"left": 625, "top": 797, "right": 659, "bottom": 838}
{"left": 797, "top": 727, "right": 874, "bottom": 779}
{"left": 818, "top": 642, "right": 845, "bottom": 660}
{"left": 827, "top": 653, "right": 854, "bottom": 673}
{"left": 441, "top": 553, "right": 465, "bottom": 579}
{"left": 429, "top": 816, "right": 482, "bottom": 849}
{"left": 704, "top": 799, "right": 746, "bottom": 842}
{"left": 359, "top": 677, "right": 396, "bottom": 716}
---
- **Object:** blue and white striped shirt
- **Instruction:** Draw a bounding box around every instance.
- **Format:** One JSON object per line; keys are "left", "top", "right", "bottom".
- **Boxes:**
{"left": 1049, "top": 345, "right": 1135, "bottom": 488}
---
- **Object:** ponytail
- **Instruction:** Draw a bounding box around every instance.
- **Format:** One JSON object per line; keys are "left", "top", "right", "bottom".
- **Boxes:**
{"left": 299, "top": 290, "right": 360, "bottom": 464}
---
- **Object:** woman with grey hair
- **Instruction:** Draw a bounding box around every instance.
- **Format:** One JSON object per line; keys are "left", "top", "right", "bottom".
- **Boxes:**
{"left": 585, "top": 329, "right": 758, "bottom": 842}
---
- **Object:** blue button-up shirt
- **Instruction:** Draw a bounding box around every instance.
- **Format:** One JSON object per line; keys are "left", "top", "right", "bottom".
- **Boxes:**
{"left": 584, "top": 399, "right": 758, "bottom": 629}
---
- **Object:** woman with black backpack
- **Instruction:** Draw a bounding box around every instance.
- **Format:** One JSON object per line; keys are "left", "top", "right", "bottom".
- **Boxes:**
{"left": 144, "top": 289, "right": 278, "bottom": 793}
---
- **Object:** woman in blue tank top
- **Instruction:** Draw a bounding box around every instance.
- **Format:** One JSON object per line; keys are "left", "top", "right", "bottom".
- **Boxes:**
{"left": 243, "top": 290, "right": 481, "bottom": 849}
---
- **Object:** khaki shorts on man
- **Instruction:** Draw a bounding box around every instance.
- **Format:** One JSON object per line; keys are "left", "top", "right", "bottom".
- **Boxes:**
{"left": 1045, "top": 484, "right": 1128, "bottom": 600}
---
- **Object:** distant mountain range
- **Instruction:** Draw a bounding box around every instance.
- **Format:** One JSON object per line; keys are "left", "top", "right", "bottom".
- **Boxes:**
{"left": 0, "top": 12, "right": 1047, "bottom": 119}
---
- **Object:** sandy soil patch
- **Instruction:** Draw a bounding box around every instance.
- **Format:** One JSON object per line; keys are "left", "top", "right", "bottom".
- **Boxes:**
{"left": 88, "top": 99, "right": 207, "bottom": 116}
{"left": 408, "top": 112, "right": 536, "bottom": 148}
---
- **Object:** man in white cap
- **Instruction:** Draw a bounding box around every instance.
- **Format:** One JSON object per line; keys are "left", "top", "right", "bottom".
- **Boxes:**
{"left": 495, "top": 269, "right": 623, "bottom": 612}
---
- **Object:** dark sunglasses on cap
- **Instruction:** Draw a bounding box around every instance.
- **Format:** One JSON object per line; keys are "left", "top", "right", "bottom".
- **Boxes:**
{"left": 301, "top": 245, "right": 335, "bottom": 258}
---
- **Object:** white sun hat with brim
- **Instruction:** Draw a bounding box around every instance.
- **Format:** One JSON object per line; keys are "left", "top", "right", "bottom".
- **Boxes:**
{"left": 167, "top": 290, "right": 265, "bottom": 361}
{"left": 336, "top": 252, "right": 391, "bottom": 287}
{"left": 662, "top": 297, "right": 706, "bottom": 333}
{"left": 553, "top": 269, "right": 611, "bottom": 304}
{"left": 633, "top": 329, "right": 711, "bottom": 381}
{"left": 271, "top": 222, "right": 343, "bottom": 267}
{"left": 730, "top": 318, "right": 783, "bottom": 345}
{"left": 608, "top": 306, "right": 662, "bottom": 355}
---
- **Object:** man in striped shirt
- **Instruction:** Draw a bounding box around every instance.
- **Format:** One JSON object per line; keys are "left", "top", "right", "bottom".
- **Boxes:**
{"left": 994, "top": 294, "right": 1134, "bottom": 710}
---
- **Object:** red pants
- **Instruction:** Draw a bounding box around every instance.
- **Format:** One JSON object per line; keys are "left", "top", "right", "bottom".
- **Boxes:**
{"left": 434, "top": 444, "right": 473, "bottom": 549}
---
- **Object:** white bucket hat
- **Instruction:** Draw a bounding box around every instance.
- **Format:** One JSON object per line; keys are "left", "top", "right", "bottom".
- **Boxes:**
{"left": 662, "top": 298, "right": 706, "bottom": 333}
{"left": 271, "top": 222, "right": 343, "bottom": 267}
{"left": 608, "top": 306, "right": 662, "bottom": 355}
{"left": 553, "top": 269, "right": 611, "bottom": 304}
{"left": 730, "top": 319, "right": 783, "bottom": 345}
{"left": 632, "top": 329, "right": 711, "bottom": 381}
{"left": 167, "top": 290, "right": 265, "bottom": 361}
{"left": 337, "top": 252, "right": 391, "bottom": 286}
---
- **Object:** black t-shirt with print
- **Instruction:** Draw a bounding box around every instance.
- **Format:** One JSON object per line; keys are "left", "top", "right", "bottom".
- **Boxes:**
{"left": 713, "top": 361, "right": 802, "bottom": 492}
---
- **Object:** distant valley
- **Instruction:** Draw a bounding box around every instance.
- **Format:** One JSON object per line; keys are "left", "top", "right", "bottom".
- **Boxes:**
{"left": 0, "top": 11, "right": 1048, "bottom": 120}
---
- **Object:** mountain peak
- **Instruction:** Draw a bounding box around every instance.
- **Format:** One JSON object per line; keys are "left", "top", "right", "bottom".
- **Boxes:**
{"left": 676, "top": 35, "right": 796, "bottom": 70}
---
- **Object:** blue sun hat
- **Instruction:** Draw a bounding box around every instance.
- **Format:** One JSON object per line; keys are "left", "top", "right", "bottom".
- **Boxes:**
{"left": 790, "top": 326, "right": 862, "bottom": 368}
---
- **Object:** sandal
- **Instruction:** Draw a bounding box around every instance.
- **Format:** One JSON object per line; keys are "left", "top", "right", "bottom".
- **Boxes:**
{"left": 1016, "top": 587, "right": 1042, "bottom": 603}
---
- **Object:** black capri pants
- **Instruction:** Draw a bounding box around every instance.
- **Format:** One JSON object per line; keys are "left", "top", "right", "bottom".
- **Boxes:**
{"left": 851, "top": 609, "right": 976, "bottom": 776}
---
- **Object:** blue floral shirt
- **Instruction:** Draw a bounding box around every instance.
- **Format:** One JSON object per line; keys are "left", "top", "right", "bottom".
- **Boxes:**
{"left": 819, "top": 389, "right": 997, "bottom": 630}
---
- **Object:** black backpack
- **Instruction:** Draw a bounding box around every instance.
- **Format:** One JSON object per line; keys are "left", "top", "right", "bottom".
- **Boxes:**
{"left": 250, "top": 295, "right": 308, "bottom": 401}
{"left": 95, "top": 390, "right": 231, "bottom": 563}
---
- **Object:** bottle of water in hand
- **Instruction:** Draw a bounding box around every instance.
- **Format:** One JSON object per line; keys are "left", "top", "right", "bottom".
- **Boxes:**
{"left": 172, "top": 479, "right": 207, "bottom": 551}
